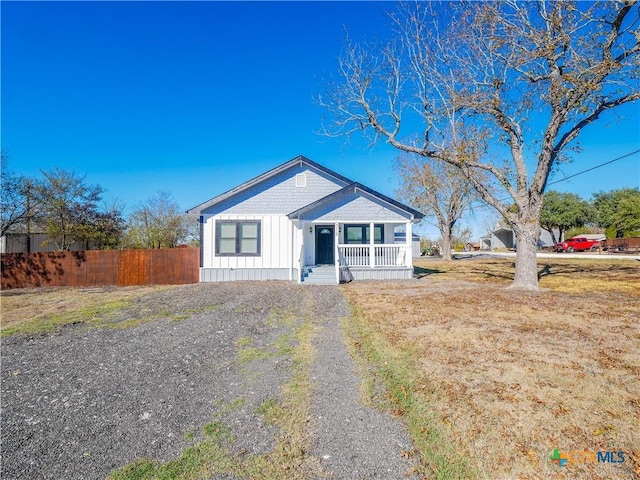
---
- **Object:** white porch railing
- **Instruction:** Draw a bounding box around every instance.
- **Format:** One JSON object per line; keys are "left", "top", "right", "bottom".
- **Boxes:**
{"left": 338, "top": 244, "right": 409, "bottom": 268}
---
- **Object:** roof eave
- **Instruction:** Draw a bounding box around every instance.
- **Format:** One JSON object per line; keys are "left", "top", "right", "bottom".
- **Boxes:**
{"left": 187, "top": 155, "right": 354, "bottom": 215}
{"left": 288, "top": 182, "right": 425, "bottom": 220}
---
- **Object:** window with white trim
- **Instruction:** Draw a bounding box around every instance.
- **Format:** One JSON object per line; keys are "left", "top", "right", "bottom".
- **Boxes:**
{"left": 215, "top": 220, "right": 261, "bottom": 256}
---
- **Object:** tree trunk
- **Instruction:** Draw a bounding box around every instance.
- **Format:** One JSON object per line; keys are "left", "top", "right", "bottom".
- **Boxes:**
{"left": 509, "top": 220, "right": 541, "bottom": 290}
{"left": 440, "top": 231, "right": 452, "bottom": 261}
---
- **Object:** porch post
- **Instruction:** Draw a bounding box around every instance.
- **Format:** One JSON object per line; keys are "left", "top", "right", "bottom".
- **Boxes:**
{"left": 335, "top": 222, "right": 340, "bottom": 283}
{"left": 289, "top": 221, "right": 294, "bottom": 281}
{"left": 296, "top": 223, "right": 304, "bottom": 284}
{"left": 370, "top": 222, "right": 375, "bottom": 268}
{"left": 405, "top": 221, "right": 413, "bottom": 268}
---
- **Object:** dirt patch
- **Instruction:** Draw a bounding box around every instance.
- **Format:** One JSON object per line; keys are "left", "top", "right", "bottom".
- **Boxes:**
{"left": 343, "top": 257, "right": 640, "bottom": 480}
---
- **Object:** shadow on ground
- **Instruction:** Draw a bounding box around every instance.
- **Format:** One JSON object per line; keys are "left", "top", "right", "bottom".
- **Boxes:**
{"left": 413, "top": 266, "right": 444, "bottom": 279}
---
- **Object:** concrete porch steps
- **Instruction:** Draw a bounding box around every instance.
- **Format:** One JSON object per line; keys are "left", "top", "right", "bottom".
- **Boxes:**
{"left": 301, "top": 265, "right": 338, "bottom": 285}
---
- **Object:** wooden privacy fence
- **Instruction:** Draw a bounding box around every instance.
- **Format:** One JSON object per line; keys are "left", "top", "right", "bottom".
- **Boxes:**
{"left": 1, "top": 248, "right": 200, "bottom": 289}
{"left": 601, "top": 237, "right": 640, "bottom": 253}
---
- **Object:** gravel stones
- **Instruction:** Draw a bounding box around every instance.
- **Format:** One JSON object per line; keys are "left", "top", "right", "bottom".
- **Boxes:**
{"left": 1, "top": 282, "right": 416, "bottom": 479}
{"left": 1, "top": 283, "right": 299, "bottom": 479}
{"left": 306, "top": 286, "right": 417, "bottom": 479}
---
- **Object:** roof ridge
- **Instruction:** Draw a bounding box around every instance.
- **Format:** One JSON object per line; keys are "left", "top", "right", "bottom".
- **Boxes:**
{"left": 186, "top": 155, "right": 352, "bottom": 214}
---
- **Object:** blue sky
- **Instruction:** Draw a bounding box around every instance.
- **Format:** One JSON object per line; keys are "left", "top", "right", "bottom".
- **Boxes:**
{"left": 2, "top": 1, "right": 639, "bottom": 240}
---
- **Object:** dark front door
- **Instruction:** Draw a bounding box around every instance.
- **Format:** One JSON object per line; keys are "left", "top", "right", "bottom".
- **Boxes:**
{"left": 315, "top": 226, "right": 334, "bottom": 265}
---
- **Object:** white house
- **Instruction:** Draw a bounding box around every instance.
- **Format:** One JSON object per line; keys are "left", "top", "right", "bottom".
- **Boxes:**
{"left": 187, "top": 155, "right": 424, "bottom": 284}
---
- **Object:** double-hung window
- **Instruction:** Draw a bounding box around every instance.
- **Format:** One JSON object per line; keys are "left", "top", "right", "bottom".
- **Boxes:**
{"left": 216, "top": 220, "right": 261, "bottom": 256}
{"left": 344, "top": 224, "right": 384, "bottom": 244}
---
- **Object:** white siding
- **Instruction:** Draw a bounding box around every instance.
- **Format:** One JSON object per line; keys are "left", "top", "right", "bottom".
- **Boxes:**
{"left": 383, "top": 226, "right": 395, "bottom": 244}
{"left": 200, "top": 268, "right": 291, "bottom": 282}
{"left": 302, "top": 223, "right": 315, "bottom": 266}
{"left": 343, "top": 267, "right": 414, "bottom": 281}
{"left": 202, "top": 214, "right": 293, "bottom": 269}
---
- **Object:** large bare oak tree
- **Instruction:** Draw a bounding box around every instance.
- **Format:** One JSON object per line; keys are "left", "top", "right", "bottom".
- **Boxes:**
{"left": 320, "top": 0, "right": 640, "bottom": 289}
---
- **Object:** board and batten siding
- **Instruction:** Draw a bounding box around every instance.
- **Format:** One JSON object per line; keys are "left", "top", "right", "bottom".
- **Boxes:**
{"left": 197, "top": 162, "right": 346, "bottom": 281}
{"left": 201, "top": 214, "right": 293, "bottom": 270}
{"left": 342, "top": 267, "right": 413, "bottom": 281}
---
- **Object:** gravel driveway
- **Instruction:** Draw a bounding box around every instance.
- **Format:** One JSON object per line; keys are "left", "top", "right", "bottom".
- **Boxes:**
{"left": 1, "top": 282, "right": 415, "bottom": 479}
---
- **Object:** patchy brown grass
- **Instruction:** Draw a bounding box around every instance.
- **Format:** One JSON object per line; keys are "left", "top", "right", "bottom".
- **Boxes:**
{"left": 0, "top": 286, "right": 170, "bottom": 333}
{"left": 343, "top": 257, "right": 640, "bottom": 480}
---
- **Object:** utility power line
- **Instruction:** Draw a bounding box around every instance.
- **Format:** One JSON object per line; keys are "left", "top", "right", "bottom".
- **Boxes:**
{"left": 468, "top": 148, "right": 640, "bottom": 211}
{"left": 546, "top": 149, "right": 639, "bottom": 187}
{"left": 413, "top": 149, "right": 639, "bottom": 238}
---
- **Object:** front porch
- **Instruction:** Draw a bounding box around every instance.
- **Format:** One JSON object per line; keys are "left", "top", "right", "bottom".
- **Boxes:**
{"left": 288, "top": 182, "right": 423, "bottom": 285}
{"left": 297, "top": 222, "right": 415, "bottom": 284}
{"left": 338, "top": 243, "right": 413, "bottom": 282}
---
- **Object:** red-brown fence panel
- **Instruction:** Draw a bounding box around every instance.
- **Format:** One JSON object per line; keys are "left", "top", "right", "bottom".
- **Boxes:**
{"left": 601, "top": 237, "right": 640, "bottom": 253}
{"left": 1, "top": 248, "right": 199, "bottom": 289}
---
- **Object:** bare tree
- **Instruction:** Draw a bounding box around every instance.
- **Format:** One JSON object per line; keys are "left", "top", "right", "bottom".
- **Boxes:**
{"left": 395, "top": 153, "right": 475, "bottom": 261}
{"left": 1, "top": 154, "right": 44, "bottom": 239}
{"left": 126, "top": 191, "right": 189, "bottom": 249}
{"left": 320, "top": 1, "right": 640, "bottom": 289}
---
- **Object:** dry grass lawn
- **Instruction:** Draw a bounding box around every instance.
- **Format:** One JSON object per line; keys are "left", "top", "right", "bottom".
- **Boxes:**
{"left": 0, "top": 285, "right": 169, "bottom": 332}
{"left": 343, "top": 257, "right": 640, "bottom": 480}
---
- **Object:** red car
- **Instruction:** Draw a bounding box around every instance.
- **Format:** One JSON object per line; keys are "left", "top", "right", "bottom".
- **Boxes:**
{"left": 555, "top": 237, "right": 601, "bottom": 253}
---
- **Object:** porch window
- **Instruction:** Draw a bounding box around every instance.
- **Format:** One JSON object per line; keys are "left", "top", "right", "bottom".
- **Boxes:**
{"left": 215, "top": 220, "right": 261, "bottom": 256}
{"left": 344, "top": 224, "right": 384, "bottom": 244}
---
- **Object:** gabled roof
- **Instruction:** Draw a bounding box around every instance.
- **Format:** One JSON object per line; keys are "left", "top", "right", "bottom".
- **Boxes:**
{"left": 287, "top": 182, "right": 424, "bottom": 221}
{"left": 187, "top": 155, "right": 353, "bottom": 215}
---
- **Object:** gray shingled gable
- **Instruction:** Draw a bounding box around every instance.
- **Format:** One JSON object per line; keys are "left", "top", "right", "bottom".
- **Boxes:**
{"left": 187, "top": 155, "right": 353, "bottom": 215}
{"left": 287, "top": 183, "right": 424, "bottom": 221}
